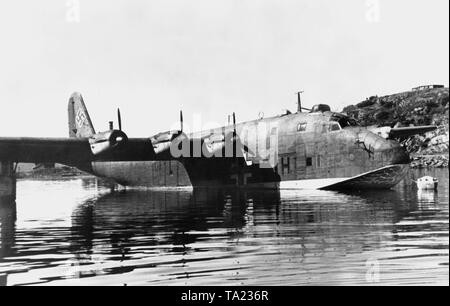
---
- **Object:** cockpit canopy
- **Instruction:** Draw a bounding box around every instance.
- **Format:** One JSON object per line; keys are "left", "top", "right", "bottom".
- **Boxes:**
{"left": 330, "top": 113, "right": 359, "bottom": 128}
{"left": 310, "top": 104, "right": 358, "bottom": 128}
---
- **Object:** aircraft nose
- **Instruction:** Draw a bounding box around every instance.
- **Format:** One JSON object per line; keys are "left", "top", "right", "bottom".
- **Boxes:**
{"left": 357, "top": 130, "right": 410, "bottom": 164}
{"left": 378, "top": 139, "right": 410, "bottom": 164}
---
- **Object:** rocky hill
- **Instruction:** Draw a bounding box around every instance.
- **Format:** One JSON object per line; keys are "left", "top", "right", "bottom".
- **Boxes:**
{"left": 342, "top": 87, "right": 449, "bottom": 168}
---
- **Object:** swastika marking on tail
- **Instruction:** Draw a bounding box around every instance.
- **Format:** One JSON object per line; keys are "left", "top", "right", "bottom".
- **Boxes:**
{"left": 75, "top": 109, "right": 87, "bottom": 128}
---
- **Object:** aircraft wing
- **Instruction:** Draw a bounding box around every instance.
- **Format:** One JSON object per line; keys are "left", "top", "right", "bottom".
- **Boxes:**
{"left": 0, "top": 131, "right": 247, "bottom": 165}
{"left": 0, "top": 137, "right": 156, "bottom": 165}
{"left": 388, "top": 125, "right": 437, "bottom": 140}
{"left": 1, "top": 129, "right": 257, "bottom": 166}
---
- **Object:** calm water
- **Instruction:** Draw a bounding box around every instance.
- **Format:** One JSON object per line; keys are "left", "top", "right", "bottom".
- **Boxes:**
{"left": 0, "top": 169, "right": 448, "bottom": 286}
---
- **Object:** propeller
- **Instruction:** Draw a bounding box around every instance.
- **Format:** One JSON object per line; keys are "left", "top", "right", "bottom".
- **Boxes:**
{"left": 117, "top": 108, "right": 122, "bottom": 131}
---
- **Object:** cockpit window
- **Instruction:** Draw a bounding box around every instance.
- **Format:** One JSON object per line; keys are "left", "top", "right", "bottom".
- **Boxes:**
{"left": 339, "top": 118, "right": 358, "bottom": 128}
{"left": 329, "top": 122, "right": 341, "bottom": 131}
{"left": 330, "top": 114, "right": 359, "bottom": 128}
{"left": 297, "top": 122, "right": 307, "bottom": 132}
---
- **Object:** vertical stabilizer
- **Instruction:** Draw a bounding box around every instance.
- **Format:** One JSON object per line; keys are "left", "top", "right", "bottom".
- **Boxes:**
{"left": 68, "top": 92, "right": 96, "bottom": 138}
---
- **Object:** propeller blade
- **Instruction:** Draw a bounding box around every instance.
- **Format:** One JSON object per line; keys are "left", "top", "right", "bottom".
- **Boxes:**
{"left": 117, "top": 108, "right": 122, "bottom": 131}
{"left": 180, "top": 110, "right": 184, "bottom": 132}
{"left": 232, "top": 112, "right": 236, "bottom": 134}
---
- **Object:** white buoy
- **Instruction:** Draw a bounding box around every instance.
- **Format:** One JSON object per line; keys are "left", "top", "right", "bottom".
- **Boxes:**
{"left": 415, "top": 176, "right": 438, "bottom": 191}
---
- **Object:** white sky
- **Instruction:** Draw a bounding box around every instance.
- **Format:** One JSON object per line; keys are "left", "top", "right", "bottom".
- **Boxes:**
{"left": 0, "top": 0, "right": 448, "bottom": 137}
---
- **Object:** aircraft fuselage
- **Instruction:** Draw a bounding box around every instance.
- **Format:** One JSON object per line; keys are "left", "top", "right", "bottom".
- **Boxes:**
{"left": 88, "top": 110, "right": 410, "bottom": 190}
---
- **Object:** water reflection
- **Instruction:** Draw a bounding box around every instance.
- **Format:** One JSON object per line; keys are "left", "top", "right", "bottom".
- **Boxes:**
{"left": 0, "top": 169, "right": 448, "bottom": 286}
{"left": 0, "top": 201, "right": 16, "bottom": 260}
{"left": 71, "top": 189, "right": 409, "bottom": 255}
{"left": 417, "top": 190, "right": 439, "bottom": 205}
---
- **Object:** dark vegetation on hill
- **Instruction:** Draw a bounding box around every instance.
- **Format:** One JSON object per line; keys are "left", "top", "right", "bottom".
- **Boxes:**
{"left": 343, "top": 88, "right": 449, "bottom": 127}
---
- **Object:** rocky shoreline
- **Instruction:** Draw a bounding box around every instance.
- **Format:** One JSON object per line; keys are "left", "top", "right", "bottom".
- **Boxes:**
{"left": 403, "top": 127, "right": 449, "bottom": 168}
{"left": 410, "top": 154, "right": 449, "bottom": 169}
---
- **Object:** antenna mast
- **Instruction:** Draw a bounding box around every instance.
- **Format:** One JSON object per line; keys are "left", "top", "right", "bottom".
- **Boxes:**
{"left": 296, "top": 91, "right": 304, "bottom": 113}
{"left": 117, "top": 108, "right": 122, "bottom": 131}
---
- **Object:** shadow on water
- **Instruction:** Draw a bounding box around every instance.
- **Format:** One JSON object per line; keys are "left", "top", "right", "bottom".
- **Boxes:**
{"left": 0, "top": 169, "right": 448, "bottom": 285}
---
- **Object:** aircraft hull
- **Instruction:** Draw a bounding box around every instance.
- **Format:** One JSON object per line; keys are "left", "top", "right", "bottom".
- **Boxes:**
{"left": 88, "top": 160, "right": 409, "bottom": 191}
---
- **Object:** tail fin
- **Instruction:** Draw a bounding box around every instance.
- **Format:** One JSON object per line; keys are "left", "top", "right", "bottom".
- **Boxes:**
{"left": 68, "top": 92, "right": 96, "bottom": 138}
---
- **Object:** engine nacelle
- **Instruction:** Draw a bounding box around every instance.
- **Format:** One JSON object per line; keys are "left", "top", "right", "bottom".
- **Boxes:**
{"left": 150, "top": 130, "right": 182, "bottom": 155}
{"left": 89, "top": 130, "right": 128, "bottom": 155}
